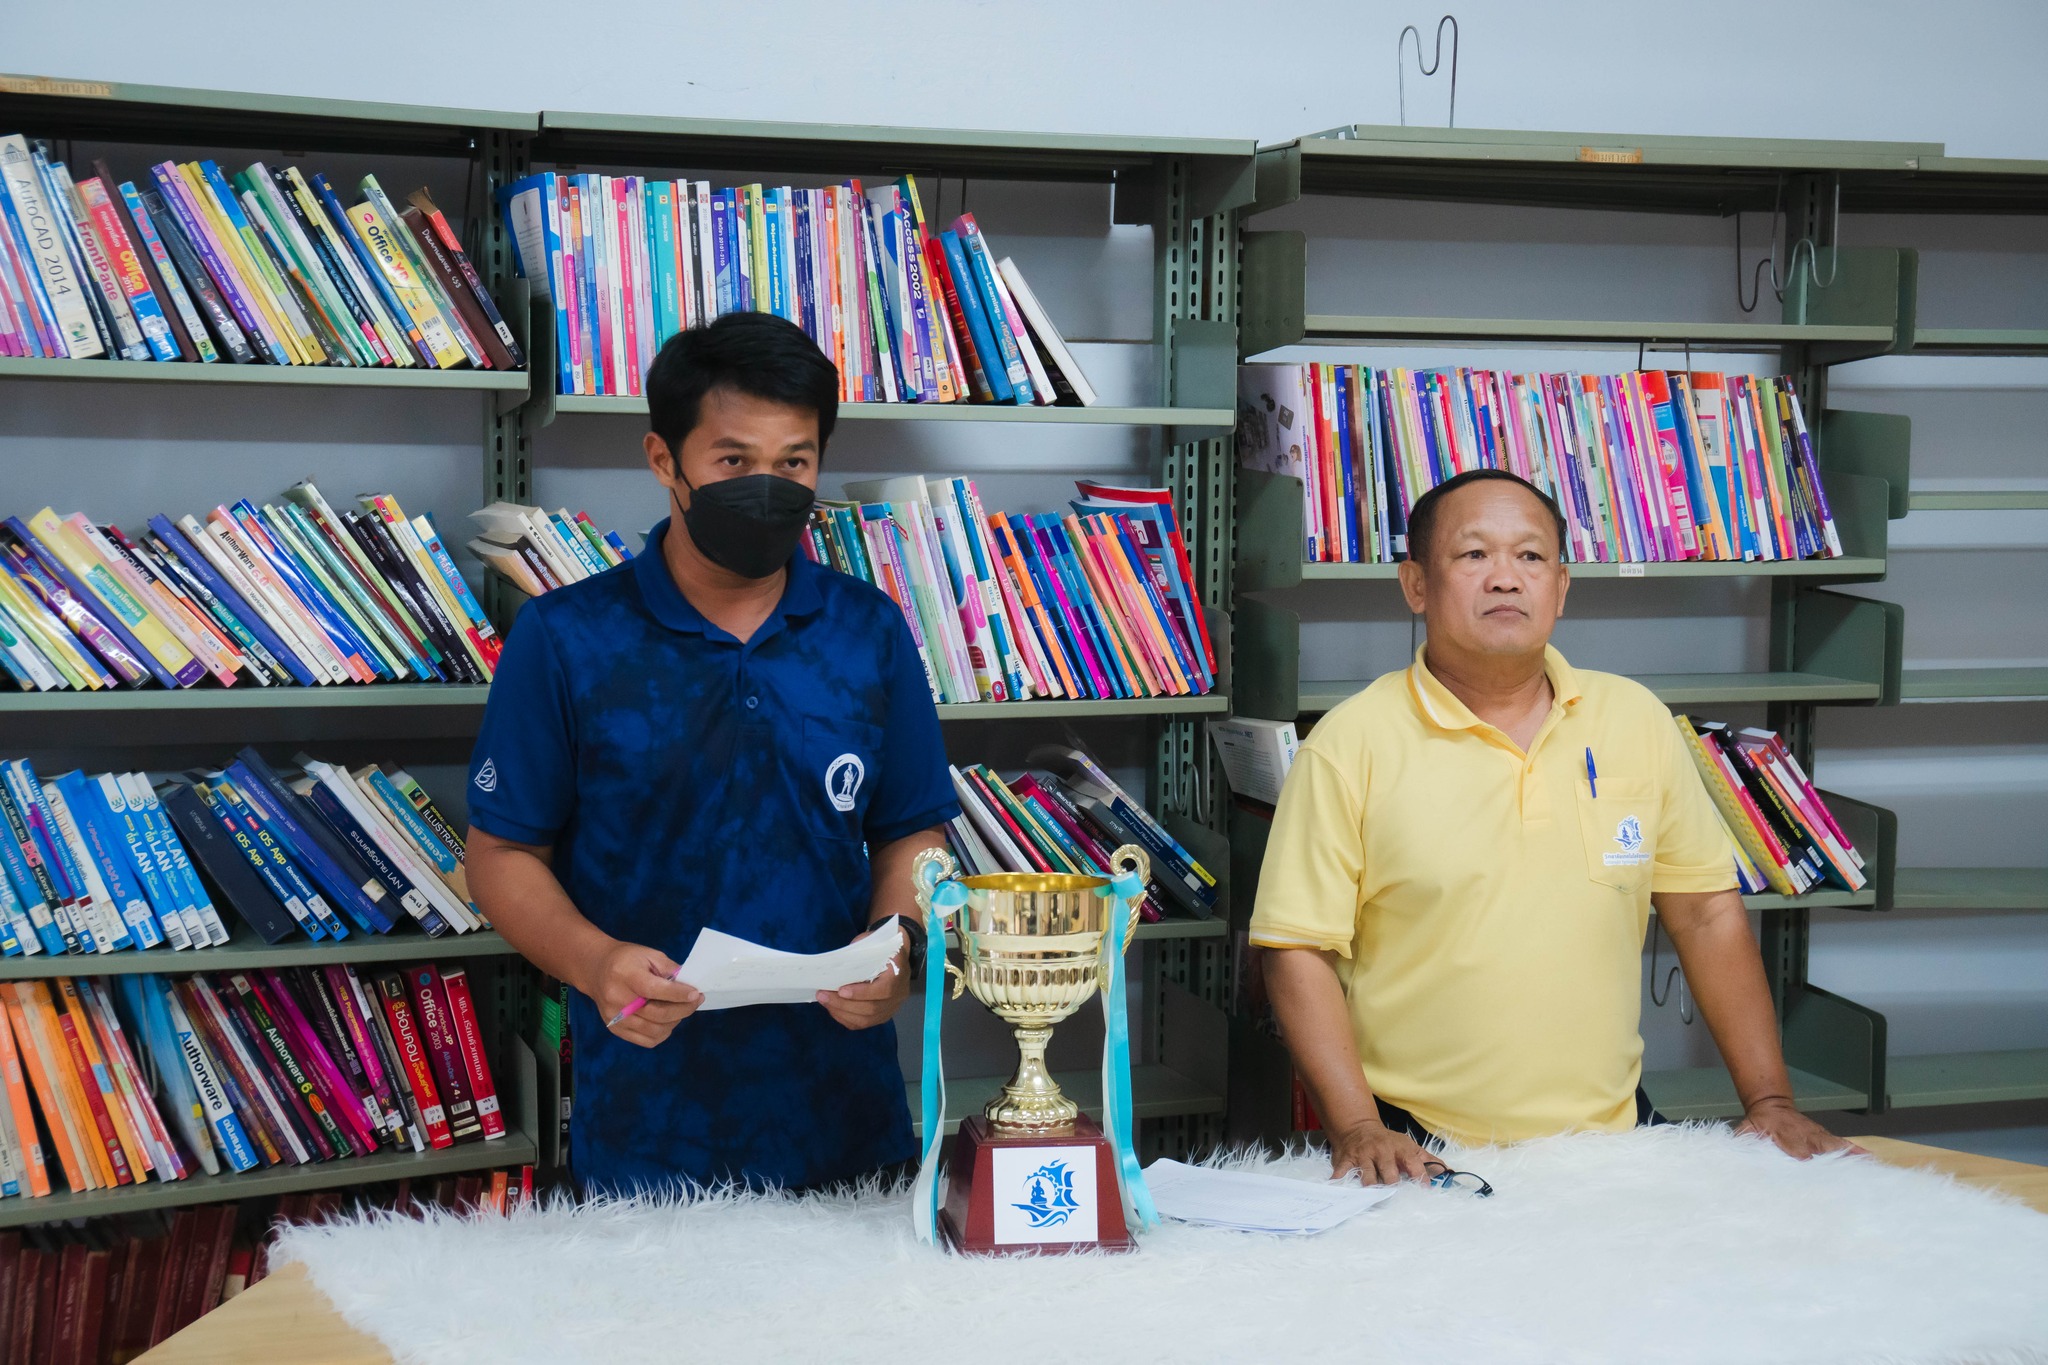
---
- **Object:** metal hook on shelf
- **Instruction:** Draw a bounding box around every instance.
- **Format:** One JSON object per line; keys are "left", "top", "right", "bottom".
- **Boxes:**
{"left": 1735, "top": 175, "right": 1842, "bottom": 312}
{"left": 1398, "top": 15, "right": 1460, "bottom": 129}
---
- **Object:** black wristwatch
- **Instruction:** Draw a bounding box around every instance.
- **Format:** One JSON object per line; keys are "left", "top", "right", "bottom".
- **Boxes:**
{"left": 873, "top": 913, "right": 928, "bottom": 978}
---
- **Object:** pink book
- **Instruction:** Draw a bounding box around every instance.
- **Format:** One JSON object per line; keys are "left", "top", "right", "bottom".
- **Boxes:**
{"left": 324, "top": 964, "right": 406, "bottom": 1147}
{"left": 251, "top": 971, "right": 379, "bottom": 1157}
{"left": 1741, "top": 730, "right": 1865, "bottom": 872}
{"left": 963, "top": 481, "right": 1049, "bottom": 698}
{"left": 612, "top": 179, "right": 640, "bottom": 398}
{"left": 1024, "top": 516, "right": 1113, "bottom": 700}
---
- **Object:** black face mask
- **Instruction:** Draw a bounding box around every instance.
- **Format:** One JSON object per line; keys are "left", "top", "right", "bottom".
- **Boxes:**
{"left": 672, "top": 468, "right": 816, "bottom": 580}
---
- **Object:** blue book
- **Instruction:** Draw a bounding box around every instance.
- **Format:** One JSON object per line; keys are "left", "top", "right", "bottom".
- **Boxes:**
{"left": 294, "top": 774, "right": 450, "bottom": 938}
{"left": 228, "top": 753, "right": 395, "bottom": 934}
{"left": 0, "top": 843, "right": 24, "bottom": 954}
{"left": 309, "top": 172, "right": 422, "bottom": 367}
{"left": 138, "top": 781, "right": 229, "bottom": 946}
{"left": 115, "top": 976, "right": 221, "bottom": 1174}
{"left": 229, "top": 501, "right": 380, "bottom": 677}
{"left": 0, "top": 175, "right": 63, "bottom": 353}
{"left": 159, "top": 981, "right": 262, "bottom": 1172}
{"left": 939, "top": 232, "right": 1013, "bottom": 403}
{"left": 577, "top": 175, "right": 605, "bottom": 394}
{"left": 212, "top": 776, "right": 349, "bottom": 939}
{"left": 859, "top": 196, "right": 907, "bottom": 400}
{"left": 83, "top": 773, "right": 191, "bottom": 951}
{"left": 648, "top": 179, "right": 678, "bottom": 344}
{"left": 364, "top": 769, "right": 463, "bottom": 885}
{"left": 996, "top": 516, "right": 1085, "bottom": 696}
{"left": 1030, "top": 515, "right": 1125, "bottom": 699}
{"left": 1104, "top": 513, "right": 1207, "bottom": 692}
{"left": 1043, "top": 516, "right": 1135, "bottom": 698}
{"left": 139, "top": 518, "right": 301, "bottom": 685}
{"left": 951, "top": 216, "right": 1033, "bottom": 403}
{"left": 711, "top": 191, "right": 734, "bottom": 315}
{"left": 762, "top": 188, "right": 789, "bottom": 323}
{"left": 54, "top": 770, "right": 158, "bottom": 950}
{"left": 791, "top": 189, "right": 816, "bottom": 342}
{"left": 0, "top": 781, "right": 48, "bottom": 954}
{"left": 5, "top": 762, "right": 89, "bottom": 953}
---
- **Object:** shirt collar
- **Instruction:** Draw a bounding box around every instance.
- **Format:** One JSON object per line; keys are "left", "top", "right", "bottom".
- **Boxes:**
{"left": 1407, "top": 641, "right": 1583, "bottom": 732}
{"left": 634, "top": 517, "right": 826, "bottom": 638}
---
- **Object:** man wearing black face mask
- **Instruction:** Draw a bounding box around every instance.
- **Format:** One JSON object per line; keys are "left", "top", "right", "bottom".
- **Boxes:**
{"left": 465, "top": 313, "right": 958, "bottom": 1196}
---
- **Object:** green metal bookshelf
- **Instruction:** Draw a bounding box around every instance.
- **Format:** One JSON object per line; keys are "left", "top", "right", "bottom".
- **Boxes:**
{"left": 1222, "top": 125, "right": 1939, "bottom": 1141}
{"left": 0, "top": 73, "right": 1259, "bottom": 1207}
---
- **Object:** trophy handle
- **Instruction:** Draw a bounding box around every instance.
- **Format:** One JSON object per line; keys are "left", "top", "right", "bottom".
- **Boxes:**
{"left": 911, "top": 846, "right": 961, "bottom": 920}
{"left": 1107, "top": 844, "right": 1149, "bottom": 952}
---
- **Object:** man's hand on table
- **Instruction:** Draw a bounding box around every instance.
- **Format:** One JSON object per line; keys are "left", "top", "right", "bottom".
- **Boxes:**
{"left": 1735, "top": 1096, "right": 1866, "bottom": 1159}
{"left": 816, "top": 922, "right": 912, "bottom": 1030}
{"left": 1328, "top": 1117, "right": 1437, "bottom": 1185}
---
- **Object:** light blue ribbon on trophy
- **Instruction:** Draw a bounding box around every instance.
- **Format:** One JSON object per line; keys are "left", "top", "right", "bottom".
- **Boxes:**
{"left": 1098, "top": 867, "right": 1159, "bottom": 1230}
{"left": 911, "top": 876, "right": 967, "bottom": 1245}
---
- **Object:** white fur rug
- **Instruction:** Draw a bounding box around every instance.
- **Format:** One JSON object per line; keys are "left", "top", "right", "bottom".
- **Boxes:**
{"left": 277, "top": 1126, "right": 2048, "bottom": 1365}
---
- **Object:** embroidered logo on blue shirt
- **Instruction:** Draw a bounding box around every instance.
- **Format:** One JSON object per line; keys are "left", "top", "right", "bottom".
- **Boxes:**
{"left": 826, "top": 753, "right": 865, "bottom": 812}
{"left": 474, "top": 758, "right": 498, "bottom": 793}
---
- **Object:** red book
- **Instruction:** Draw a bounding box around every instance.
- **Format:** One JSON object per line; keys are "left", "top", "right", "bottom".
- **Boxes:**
{"left": 51, "top": 1004, "right": 133, "bottom": 1186}
{"left": 198, "top": 1203, "right": 238, "bottom": 1318}
{"left": 518, "top": 1164, "right": 534, "bottom": 1210}
{"left": 374, "top": 974, "right": 452, "bottom": 1148}
{"left": 76, "top": 1245, "right": 111, "bottom": 1365}
{"left": 406, "top": 967, "right": 482, "bottom": 1144}
{"left": 111, "top": 1227, "right": 166, "bottom": 1362}
{"left": 0, "top": 1230, "right": 18, "bottom": 1353}
{"left": 924, "top": 234, "right": 993, "bottom": 402}
{"left": 438, "top": 966, "right": 506, "bottom": 1141}
{"left": 146, "top": 1210, "right": 197, "bottom": 1348}
{"left": 15, "top": 1245, "right": 47, "bottom": 1365}
{"left": 49, "top": 1243, "right": 84, "bottom": 1365}
{"left": 612, "top": 179, "right": 639, "bottom": 398}
{"left": 963, "top": 768, "right": 1052, "bottom": 873}
{"left": 169, "top": 1206, "right": 217, "bottom": 1339}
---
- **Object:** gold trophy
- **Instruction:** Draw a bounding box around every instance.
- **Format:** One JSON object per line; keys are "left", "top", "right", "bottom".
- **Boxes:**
{"left": 912, "top": 843, "right": 1147, "bottom": 1253}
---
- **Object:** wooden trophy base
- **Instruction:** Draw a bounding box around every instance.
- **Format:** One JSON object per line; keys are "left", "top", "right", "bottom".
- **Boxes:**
{"left": 939, "top": 1112, "right": 1134, "bottom": 1255}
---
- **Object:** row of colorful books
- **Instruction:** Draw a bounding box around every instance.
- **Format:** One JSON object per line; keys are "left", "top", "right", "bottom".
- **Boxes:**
{"left": 1236, "top": 365, "right": 1842, "bottom": 565}
{"left": 2, "top": 1171, "right": 538, "bottom": 1364}
{"left": 0, "top": 748, "right": 483, "bottom": 960}
{"left": 807, "top": 478, "right": 1215, "bottom": 705}
{"left": 0, "top": 134, "right": 522, "bottom": 371}
{"left": 468, "top": 502, "right": 634, "bottom": 598}
{"left": 500, "top": 171, "right": 1096, "bottom": 405}
{"left": 0, "top": 963, "right": 507, "bottom": 1208}
{"left": 944, "top": 745, "right": 1218, "bottom": 921}
{"left": 0, "top": 485, "right": 500, "bottom": 693}
{"left": 1674, "top": 719, "right": 1868, "bottom": 897}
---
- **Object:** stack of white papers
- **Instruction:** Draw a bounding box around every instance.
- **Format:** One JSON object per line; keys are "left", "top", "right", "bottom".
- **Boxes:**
{"left": 1143, "top": 1159, "right": 1397, "bottom": 1235}
{"left": 676, "top": 925, "right": 903, "bottom": 1011}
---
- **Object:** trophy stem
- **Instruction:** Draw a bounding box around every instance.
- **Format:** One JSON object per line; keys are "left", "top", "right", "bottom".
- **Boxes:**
{"left": 987, "top": 1022, "right": 1079, "bottom": 1133}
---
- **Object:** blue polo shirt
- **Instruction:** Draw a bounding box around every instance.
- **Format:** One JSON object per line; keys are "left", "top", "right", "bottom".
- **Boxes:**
{"left": 466, "top": 519, "right": 957, "bottom": 1193}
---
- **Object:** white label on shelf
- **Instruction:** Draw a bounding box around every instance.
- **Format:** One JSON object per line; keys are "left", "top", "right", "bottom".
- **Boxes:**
{"left": 1620, "top": 562, "right": 1646, "bottom": 578}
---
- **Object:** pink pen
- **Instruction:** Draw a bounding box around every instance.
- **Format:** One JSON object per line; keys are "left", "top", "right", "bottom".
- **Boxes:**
{"left": 605, "top": 964, "right": 689, "bottom": 1030}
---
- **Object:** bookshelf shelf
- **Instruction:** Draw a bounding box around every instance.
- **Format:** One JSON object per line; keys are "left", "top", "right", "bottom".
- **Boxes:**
{"left": 1740, "top": 888, "right": 1879, "bottom": 912}
{"left": 908, "top": 1062, "right": 1223, "bottom": 1139}
{"left": 0, "top": 931, "right": 519, "bottom": 981}
{"left": 937, "top": 695, "right": 1228, "bottom": 720}
{"left": 1641, "top": 1064, "right": 1866, "bottom": 1120}
{"left": 549, "top": 395, "right": 1235, "bottom": 433}
{"left": 1909, "top": 490, "right": 2048, "bottom": 511}
{"left": 1904, "top": 329, "right": 2048, "bottom": 356}
{"left": 1900, "top": 667, "right": 2048, "bottom": 702}
{"left": 0, "top": 1125, "right": 540, "bottom": 1230}
{"left": 0, "top": 685, "right": 492, "bottom": 716}
{"left": 1893, "top": 868, "right": 2048, "bottom": 912}
{"left": 0, "top": 357, "right": 529, "bottom": 393}
{"left": 1887, "top": 1049, "right": 2048, "bottom": 1108}
{"left": 1267, "top": 314, "right": 1890, "bottom": 353}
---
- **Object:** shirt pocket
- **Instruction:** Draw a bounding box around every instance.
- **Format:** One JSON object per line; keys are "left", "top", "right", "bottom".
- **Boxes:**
{"left": 799, "top": 715, "right": 885, "bottom": 842}
{"left": 1575, "top": 784, "right": 1656, "bottom": 898}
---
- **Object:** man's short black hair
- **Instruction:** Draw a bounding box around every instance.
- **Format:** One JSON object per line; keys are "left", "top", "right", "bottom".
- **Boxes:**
{"left": 645, "top": 312, "right": 839, "bottom": 458}
{"left": 1404, "top": 468, "right": 1569, "bottom": 565}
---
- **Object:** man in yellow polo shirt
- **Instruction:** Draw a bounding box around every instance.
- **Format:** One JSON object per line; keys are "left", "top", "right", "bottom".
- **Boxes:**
{"left": 1252, "top": 468, "right": 1855, "bottom": 1183}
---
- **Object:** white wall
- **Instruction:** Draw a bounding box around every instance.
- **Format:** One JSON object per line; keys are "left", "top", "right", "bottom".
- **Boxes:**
{"left": 6, "top": 1, "right": 2044, "bottom": 1152}
{"left": 8, "top": 0, "right": 2048, "bottom": 156}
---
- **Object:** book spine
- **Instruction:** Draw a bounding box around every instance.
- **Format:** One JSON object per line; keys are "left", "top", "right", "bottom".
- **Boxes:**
{"left": 408, "top": 966, "right": 481, "bottom": 1142}
{"left": 0, "top": 136, "right": 104, "bottom": 358}
{"left": 375, "top": 974, "right": 452, "bottom": 1148}
{"left": 163, "top": 988, "right": 260, "bottom": 1171}
{"left": 439, "top": 965, "right": 505, "bottom": 1140}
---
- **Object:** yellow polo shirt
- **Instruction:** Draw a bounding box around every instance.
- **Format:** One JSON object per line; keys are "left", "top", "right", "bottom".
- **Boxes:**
{"left": 1249, "top": 643, "right": 1736, "bottom": 1145}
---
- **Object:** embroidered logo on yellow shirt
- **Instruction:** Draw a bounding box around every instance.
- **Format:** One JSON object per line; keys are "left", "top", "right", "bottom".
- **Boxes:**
{"left": 1604, "top": 815, "right": 1649, "bottom": 866}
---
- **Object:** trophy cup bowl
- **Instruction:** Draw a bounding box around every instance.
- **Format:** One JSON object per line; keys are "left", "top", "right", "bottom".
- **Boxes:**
{"left": 915, "top": 844, "right": 1147, "bottom": 1134}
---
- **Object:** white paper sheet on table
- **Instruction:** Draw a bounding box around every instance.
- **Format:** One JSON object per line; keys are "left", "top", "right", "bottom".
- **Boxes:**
{"left": 675, "top": 925, "right": 903, "bottom": 1010}
{"left": 1142, "top": 1159, "right": 1397, "bottom": 1235}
